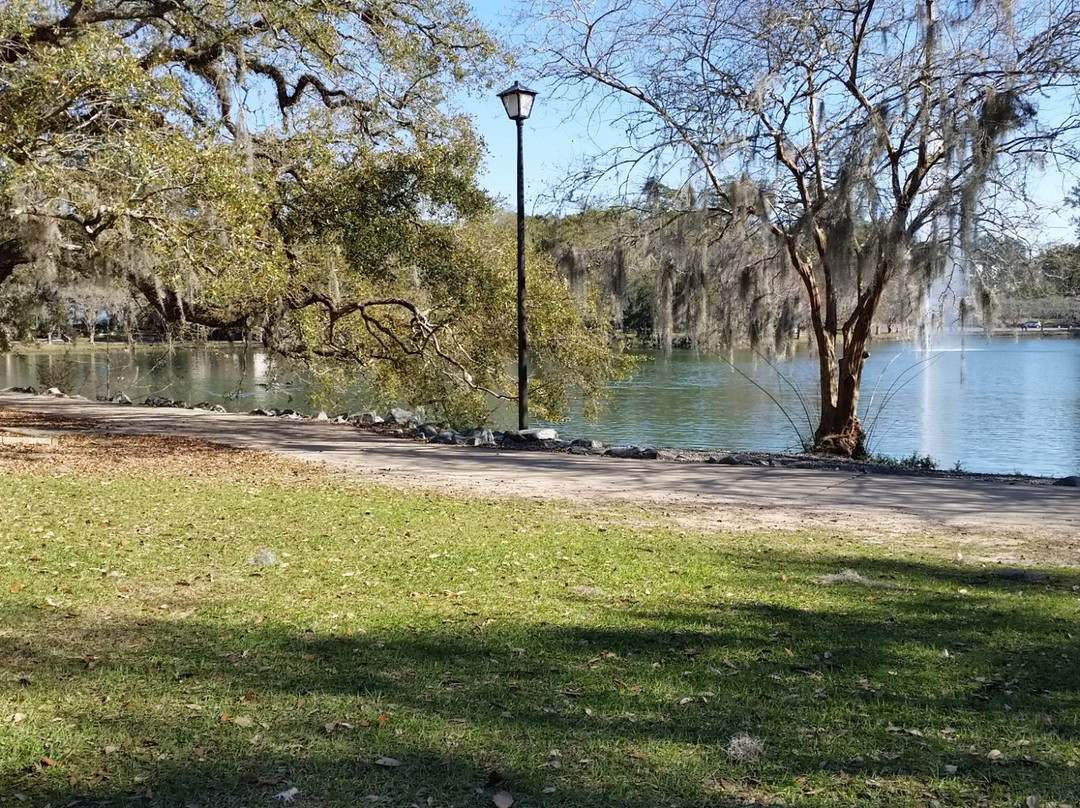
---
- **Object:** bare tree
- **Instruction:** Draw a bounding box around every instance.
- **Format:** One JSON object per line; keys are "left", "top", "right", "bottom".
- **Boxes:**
{"left": 537, "top": 0, "right": 1080, "bottom": 455}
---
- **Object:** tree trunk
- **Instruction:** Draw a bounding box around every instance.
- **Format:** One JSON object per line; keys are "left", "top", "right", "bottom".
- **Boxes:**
{"left": 611, "top": 243, "right": 626, "bottom": 329}
{"left": 811, "top": 265, "right": 888, "bottom": 457}
{"left": 792, "top": 242, "right": 864, "bottom": 457}
{"left": 808, "top": 330, "right": 870, "bottom": 458}
{"left": 655, "top": 258, "right": 674, "bottom": 351}
{"left": 813, "top": 343, "right": 868, "bottom": 457}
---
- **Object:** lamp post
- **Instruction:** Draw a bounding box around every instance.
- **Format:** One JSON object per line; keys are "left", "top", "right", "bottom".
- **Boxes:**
{"left": 497, "top": 81, "right": 537, "bottom": 431}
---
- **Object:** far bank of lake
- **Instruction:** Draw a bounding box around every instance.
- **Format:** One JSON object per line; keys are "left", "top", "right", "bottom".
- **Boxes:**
{"left": 2, "top": 334, "right": 1077, "bottom": 478}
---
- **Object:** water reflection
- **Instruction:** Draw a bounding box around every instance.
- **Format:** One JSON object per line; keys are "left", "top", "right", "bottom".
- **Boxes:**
{"left": 0, "top": 345, "right": 311, "bottom": 414}
{"left": 547, "top": 337, "right": 1079, "bottom": 478}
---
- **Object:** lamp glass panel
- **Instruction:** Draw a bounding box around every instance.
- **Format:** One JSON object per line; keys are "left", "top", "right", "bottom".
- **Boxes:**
{"left": 500, "top": 93, "right": 521, "bottom": 119}
{"left": 517, "top": 92, "right": 535, "bottom": 119}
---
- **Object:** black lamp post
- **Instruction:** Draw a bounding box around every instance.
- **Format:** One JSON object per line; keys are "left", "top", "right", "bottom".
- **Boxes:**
{"left": 497, "top": 81, "right": 538, "bottom": 430}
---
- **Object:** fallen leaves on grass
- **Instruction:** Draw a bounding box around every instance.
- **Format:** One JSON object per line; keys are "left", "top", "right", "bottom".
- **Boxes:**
{"left": 0, "top": 412, "right": 330, "bottom": 494}
{"left": 586, "top": 651, "right": 616, "bottom": 665}
{"left": 247, "top": 549, "right": 279, "bottom": 567}
{"left": 885, "top": 723, "right": 924, "bottom": 736}
{"left": 725, "top": 733, "right": 764, "bottom": 762}
{"left": 813, "top": 569, "right": 888, "bottom": 587}
{"left": 538, "top": 750, "right": 562, "bottom": 769}
{"left": 571, "top": 585, "right": 604, "bottom": 597}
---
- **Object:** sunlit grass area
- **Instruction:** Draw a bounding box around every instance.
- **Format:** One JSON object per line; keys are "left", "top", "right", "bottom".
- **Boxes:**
{"left": 1, "top": 460, "right": 1078, "bottom": 807}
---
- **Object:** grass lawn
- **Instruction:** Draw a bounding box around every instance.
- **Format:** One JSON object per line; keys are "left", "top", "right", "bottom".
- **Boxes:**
{"left": 0, "top": 430, "right": 1077, "bottom": 807}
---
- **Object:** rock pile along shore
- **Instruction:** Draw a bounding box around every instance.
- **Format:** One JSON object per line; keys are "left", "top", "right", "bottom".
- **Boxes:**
{"left": 3, "top": 385, "right": 1072, "bottom": 484}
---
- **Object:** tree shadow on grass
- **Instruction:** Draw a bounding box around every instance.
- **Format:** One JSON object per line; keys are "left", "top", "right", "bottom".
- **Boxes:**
{"left": 2, "top": 553, "right": 1078, "bottom": 807}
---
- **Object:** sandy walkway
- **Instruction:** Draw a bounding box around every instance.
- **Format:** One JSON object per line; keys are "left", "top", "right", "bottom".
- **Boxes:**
{"left": 2, "top": 392, "right": 1078, "bottom": 566}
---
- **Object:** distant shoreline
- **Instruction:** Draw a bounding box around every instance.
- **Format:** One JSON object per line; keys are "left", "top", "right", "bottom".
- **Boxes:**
{"left": 8, "top": 323, "right": 1079, "bottom": 354}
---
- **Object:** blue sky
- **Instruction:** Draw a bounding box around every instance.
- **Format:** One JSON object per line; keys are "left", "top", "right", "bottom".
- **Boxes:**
{"left": 461, "top": 1, "right": 1077, "bottom": 244}
{"left": 459, "top": 1, "right": 638, "bottom": 213}
{"left": 461, "top": 78, "right": 597, "bottom": 212}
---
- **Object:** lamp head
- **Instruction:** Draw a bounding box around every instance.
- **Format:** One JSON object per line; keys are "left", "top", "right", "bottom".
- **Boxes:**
{"left": 497, "top": 81, "right": 538, "bottom": 121}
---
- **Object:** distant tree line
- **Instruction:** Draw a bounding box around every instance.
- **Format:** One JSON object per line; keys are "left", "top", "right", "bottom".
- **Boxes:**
{"left": 536, "top": 181, "right": 1080, "bottom": 353}
{"left": 533, "top": 180, "right": 805, "bottom": 355}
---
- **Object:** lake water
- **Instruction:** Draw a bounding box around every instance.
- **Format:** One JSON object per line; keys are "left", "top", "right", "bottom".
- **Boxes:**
{"left": 1, "top": 335, "right": 1077, "bottom": 477}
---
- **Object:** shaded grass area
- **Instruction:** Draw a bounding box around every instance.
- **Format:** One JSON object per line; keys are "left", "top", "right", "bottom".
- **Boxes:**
{"left": 1, "top": 468, "right": 1078, "bottom": 807}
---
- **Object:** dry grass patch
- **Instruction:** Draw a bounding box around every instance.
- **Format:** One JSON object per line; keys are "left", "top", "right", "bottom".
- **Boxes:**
{"left": 0, "top": 408, "right": 324, "bottom": 484}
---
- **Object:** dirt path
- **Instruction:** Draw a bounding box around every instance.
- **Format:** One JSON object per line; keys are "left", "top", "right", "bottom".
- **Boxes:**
{"left": 2, "top": 392, "right": 1078, "bottom": 566}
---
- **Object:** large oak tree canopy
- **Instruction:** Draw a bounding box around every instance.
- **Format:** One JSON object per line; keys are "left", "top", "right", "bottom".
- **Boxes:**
{"left": 536, "top": 0, "right": 1080, "bottom": 455}
{"left": 0, "top": 0, "right": 625, "bottom": 422}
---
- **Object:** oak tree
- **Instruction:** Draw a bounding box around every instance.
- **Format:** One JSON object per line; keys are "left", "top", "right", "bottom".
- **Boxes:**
{"left": 0, "top": 0, "right": 626, "bottom": 422}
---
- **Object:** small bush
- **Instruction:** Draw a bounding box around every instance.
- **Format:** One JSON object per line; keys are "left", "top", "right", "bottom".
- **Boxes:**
{"left": 868, "top": 451, "right": 937, "bottom": 470}
{"left": 36, "top": 351, "right": 81, "bottom": 393}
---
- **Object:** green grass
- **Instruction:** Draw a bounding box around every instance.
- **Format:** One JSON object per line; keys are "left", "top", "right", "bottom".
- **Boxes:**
{"left": 1, "top": 471, "right": 1078, "bottom": 807}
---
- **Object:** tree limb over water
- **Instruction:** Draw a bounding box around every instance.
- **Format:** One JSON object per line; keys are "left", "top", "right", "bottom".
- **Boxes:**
{"left": 0, "top": 0, "right": 629, "bottom": 422}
